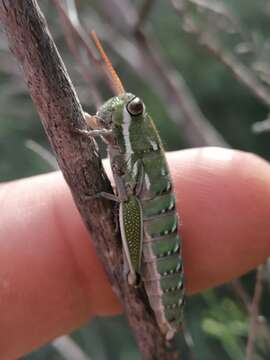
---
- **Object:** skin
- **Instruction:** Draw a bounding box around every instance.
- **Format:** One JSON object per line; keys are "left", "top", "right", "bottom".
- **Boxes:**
{"left": 1, "top": 147, "right": 270, "bottom": 359}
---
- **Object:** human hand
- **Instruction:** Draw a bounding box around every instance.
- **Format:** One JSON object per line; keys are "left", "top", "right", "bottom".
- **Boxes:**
{"left": 1, "top": 147, "right": 270, "bottom": 359}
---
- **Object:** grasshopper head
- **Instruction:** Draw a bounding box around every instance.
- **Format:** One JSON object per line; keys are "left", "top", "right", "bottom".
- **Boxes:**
{"left": 96, "top": 93, "right": 145, "bottom": 128}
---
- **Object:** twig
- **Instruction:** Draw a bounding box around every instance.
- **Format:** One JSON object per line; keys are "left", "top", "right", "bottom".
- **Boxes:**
{"left": 195, "top": 34, "right": 270, "bottom": 108}
{"left": 171, "top": 0, "right": 270, "bottom": 109}
{"left": 134, "top": 0, "right": 156, "bottom": 31}
{"left": 252, "top": 117, "right": 270, "bottom": 134}
{"left": 0, "top": 1, "right": 180, "bottom": 359}
{"left": 265, "top": 258, "right": 270, "bottom": 293}
{"left": 64, "top": 0, "right": 80, "bottom": 27}
{"left": 230, "top": 279, "right": 252, "bottom": 312}
{"left": 96, "top": 0, "right": 137, "bottom": 31}
{"left": 182, "top": 322, "right": 195, "bottom": 360}
{"left": 53, "top": 0, "right": 102, "bottom": 108}
{"left": 51, "top": 335, "right": 91, "bottom": 360}
{"left": 246, "top": 266, "right": 264, "bottom": 360}
{"left": 54, "top": 0, "right": 98, "bottom": 64}
{"left": 231, "top": 271, "right": 270, "bottom": 356}
{"left": 254, "top": 61, "right": 270, "bottom": 87}
{"left": 25, "top": 139, "right": 59, "bottom": 170}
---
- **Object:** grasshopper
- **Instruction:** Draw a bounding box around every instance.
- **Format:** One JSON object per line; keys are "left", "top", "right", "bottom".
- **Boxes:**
{"left": 82, "top": 32, "right": 185, "bottom": 340}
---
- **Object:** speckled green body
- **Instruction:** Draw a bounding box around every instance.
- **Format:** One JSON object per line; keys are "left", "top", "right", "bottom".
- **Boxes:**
{"left": 94, "top": 93, "right": 185, "bottom": 339}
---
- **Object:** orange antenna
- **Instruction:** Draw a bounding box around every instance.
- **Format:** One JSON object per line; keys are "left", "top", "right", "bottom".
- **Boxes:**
{"left": 91, "top": 31, "right": 125, "bottom": 96}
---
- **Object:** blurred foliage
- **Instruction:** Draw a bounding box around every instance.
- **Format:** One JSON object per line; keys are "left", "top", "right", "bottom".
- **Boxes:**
{"left": 1, "top": 0, "right": 270, "bottom": 359}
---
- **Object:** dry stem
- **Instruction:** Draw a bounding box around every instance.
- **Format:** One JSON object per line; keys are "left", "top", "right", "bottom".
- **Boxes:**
{"left": 171, "top": 0, "right": 270, "bottom": 109}
{"left": 246, "top": 266, "right": 264, "bottom": 360}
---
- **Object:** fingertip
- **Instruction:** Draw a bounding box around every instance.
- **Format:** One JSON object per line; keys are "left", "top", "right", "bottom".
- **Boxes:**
{"left": 168, "top": 148, "right": 270, "bottom": 294}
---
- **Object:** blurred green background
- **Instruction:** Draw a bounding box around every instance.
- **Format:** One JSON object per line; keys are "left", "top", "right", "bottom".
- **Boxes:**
{"left": 1, "top": 1, "right": 270, "bottom": 359}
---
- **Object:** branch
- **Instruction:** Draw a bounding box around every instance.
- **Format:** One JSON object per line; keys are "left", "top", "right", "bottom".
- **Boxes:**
{"left": 171, "top": 0, "right": 270, "bottom": 109}
{"left": 230, "top": 279, "right": 252, "bottom": 312}
{"left": 54, "top": 0, "right": 103, "bottom": 109}
{"left": 231, "top": 272, "right": 270, "bottom": 357}
{"left": 252, "top": 116, "right": 270, "bottom": 134}
{"left": 246, "top": 266, "right": 264, "bottom": 360}
{"left": 52, "top": 335, "right": 91, "bottom": 360}
{"left": 0, "top": 1, "right": 180, "bottom": 359}
{"left": 134, "top": 0, "right": 156, "bottom": 31}
{"left": 25, "top": 139, "right": 59, "bottom": 170}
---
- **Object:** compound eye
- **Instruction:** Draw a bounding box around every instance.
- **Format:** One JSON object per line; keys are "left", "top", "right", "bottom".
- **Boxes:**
{"left": 126, "top": 97, "right": 144, "bottom": 116}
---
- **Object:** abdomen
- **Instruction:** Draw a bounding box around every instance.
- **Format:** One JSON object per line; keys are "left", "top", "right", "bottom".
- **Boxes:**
{"left": 140, "top": 149, "right": 185, "bottom": 339}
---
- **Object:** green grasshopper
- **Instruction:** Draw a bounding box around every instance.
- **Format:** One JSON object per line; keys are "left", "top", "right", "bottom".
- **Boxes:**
{"left": 83, "top": 32, "right": 185, "bottom": 340}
